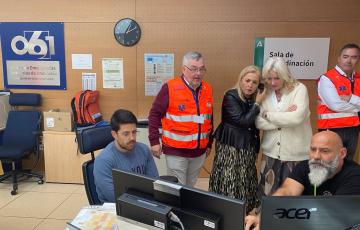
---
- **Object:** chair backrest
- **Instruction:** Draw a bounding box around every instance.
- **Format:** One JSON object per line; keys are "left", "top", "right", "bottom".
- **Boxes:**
{"left": 77, "top": 125, "right": 113, "bottom": 205}
{"left": 76, "top": 125, "right": 113, "bottom": 154}
{"left": 3, "top": 93, "right": 41, "bottom": 149}
{"left": 82, "top": 159, "right": 101, "bottom": 205}
{"left": 3, "top": 111, "right": 40, "bottom": 149}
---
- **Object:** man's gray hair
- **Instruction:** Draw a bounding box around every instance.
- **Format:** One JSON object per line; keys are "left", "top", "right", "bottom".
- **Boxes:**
{"left": 182, "top": 51, "right": 203, "bottom": 66}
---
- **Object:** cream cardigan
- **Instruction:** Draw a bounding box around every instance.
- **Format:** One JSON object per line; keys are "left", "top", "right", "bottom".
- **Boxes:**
{"left": 256, "top": 82, "right": 312, "bottom": 161}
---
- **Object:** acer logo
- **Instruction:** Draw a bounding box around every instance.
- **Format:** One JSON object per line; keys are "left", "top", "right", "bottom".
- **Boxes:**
{"left": 273, "top": 208, "right": 311, "bottom": 219}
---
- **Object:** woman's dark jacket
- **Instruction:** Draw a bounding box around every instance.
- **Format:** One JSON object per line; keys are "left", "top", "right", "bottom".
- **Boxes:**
{"left": 213, "top": 89, "right": 260, "bottom": 152}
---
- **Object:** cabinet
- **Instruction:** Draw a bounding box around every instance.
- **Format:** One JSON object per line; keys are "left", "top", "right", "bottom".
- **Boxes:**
{"left": 43, "top": 131, "right": 93, "bottom": 183}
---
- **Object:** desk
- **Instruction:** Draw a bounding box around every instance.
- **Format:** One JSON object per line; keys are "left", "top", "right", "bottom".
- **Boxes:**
{"left": 67, "top": 217, "right": 157, "bottom": 230}
{"left": 68, "top": 204, "right": 159, "bottom": 230}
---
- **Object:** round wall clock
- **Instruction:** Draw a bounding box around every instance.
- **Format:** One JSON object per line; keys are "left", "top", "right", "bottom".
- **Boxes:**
{"left": 114, "top": 18, "right": 141, "bottom": 47}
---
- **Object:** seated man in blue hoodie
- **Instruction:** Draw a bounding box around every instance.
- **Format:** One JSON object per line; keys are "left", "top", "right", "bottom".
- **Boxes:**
{"left": 94, "top": 109, "right": 159, "bottom": 203}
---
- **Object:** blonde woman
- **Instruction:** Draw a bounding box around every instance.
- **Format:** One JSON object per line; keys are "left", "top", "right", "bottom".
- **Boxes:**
{"left": 209, "top": 65, "right": 266, "bottom": 213}
{"left": 256, "top": 57, "right": 312, "bottom": 196}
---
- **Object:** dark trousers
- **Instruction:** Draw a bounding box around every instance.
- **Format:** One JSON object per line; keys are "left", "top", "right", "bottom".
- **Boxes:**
{"left": 319, "top": 126, "right": 359, "bottom": 160}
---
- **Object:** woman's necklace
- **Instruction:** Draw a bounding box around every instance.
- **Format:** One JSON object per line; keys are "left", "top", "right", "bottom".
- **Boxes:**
{"left": 275, "top": 91, "right": 282, "bottom": 102}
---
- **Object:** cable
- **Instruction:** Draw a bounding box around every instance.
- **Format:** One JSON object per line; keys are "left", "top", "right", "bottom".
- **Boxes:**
{"left": 168, "top": 211, "right": 185, "bottom": 230}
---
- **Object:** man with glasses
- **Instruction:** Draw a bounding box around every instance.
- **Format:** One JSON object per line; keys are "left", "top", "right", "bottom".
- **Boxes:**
{"left": 94, "top": 109, "right": 158, "bottom": 203}
{"left": 148, "top": 51, "right": 213, "bottom": 186}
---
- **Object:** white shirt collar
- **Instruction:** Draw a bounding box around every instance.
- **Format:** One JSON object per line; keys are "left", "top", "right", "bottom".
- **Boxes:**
{"left": 182, "top": 76, "right": 200, "bottom": 90}
{"left": 335, "top": 65, "right": 354, "bottom": 79}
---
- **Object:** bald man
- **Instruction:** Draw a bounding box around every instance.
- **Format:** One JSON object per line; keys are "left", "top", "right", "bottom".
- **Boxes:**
{"left": 245, "top": 131, "right": 360, "bottom": 230}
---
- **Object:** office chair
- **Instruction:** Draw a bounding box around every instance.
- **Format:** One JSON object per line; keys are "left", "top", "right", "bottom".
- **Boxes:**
{"left": 77, "top": 125, "right": 113, "bottom": 205}
{"left": 82, "top": 159, "right": 101, "bottom": 205}
{"left": 0, "top": 93, "right": 44, "bottom": 195}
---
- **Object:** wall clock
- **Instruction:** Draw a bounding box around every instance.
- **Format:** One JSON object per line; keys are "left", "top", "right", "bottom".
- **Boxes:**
{"left": 114, "top": 18, "right": 141, "bottom": 47}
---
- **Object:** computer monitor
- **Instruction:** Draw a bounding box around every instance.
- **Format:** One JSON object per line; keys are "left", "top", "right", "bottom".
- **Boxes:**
{"left": 112, "top": 169, "right": 245, "bottom": 230}
{"left": 180, "top": 186, "right": 245, "bottom": 230}
{"left": 260, "top": 196, "right": 360, "bottom": 230}
{"left": 113, "top": 168, "right": 156, "bottom": 200}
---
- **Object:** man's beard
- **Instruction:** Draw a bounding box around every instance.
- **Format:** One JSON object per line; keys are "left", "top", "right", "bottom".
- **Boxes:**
{"left": 308, "top": 155, "right": 339, "bottom": 187}
{"left": 118, "top": 140, "right": 136, "bottom": 151}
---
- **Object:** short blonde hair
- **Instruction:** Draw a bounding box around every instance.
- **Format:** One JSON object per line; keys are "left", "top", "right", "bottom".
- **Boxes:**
{"left": 262, "top": 57, "right": 298, "bottom": 92}
{"left": 234, "top": 65, "right": 261, "bottom": 102}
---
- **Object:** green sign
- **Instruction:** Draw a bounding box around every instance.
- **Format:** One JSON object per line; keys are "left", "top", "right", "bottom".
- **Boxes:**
{"left": 254, "top": 37, "right": 265, "bottom": 69}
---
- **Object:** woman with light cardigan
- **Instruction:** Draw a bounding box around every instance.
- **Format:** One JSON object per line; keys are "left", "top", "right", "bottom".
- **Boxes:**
{"left": 256, "top": 57, "right": 312, "bottom": 196}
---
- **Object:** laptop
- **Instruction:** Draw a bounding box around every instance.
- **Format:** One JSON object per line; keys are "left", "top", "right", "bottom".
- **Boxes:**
{"left": 260, "top": 196, "right": 360, "bottom": 230}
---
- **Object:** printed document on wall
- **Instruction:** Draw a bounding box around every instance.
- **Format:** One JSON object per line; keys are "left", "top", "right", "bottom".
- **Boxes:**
{"left": 72, "top": 54, "right": 93, "bottom": 69}
{"left": 102, "top": 58, "right": 124, "bottom": 89}
{"left": 82, "top": 73, "right": 96, "bottom": 90}
{"left": 144, "top": 53, "right": 174, "bottom": 96}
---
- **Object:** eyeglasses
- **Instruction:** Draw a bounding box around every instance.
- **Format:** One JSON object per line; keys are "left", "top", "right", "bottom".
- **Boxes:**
{"left": 118, "top": 130, "right": 138, "bottom": 137}
{"left": 184, "top": 65, "right": 206, "bottom": 74}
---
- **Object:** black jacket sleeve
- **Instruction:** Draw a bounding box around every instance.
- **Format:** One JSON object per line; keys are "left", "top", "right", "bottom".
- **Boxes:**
{"left": 222, "top": 89, "right": 260, "bottom": 127}
{"left": 213, "top": 89, "right": 260, "bottom": 151}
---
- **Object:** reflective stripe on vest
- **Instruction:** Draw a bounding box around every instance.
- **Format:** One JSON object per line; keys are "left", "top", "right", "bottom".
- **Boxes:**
{"left": 165, "top": 113, "right": 212, "bottom": 122}
{"left": 162, "top": 130, "right": 209, "bottom": 142}
{"left": 317, "top": 68, "right": 360, "bottom": 128}
{"left": 318, "top": 112, "right": 358, "bottom": 119}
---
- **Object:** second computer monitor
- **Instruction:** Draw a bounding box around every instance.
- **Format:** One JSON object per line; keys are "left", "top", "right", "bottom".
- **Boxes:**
{"left": 112, "top": 169, "right": 245, "bottom": 230}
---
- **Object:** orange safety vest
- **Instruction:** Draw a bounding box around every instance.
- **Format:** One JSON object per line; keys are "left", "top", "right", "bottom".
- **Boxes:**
{"left": 317, "top": 68, "right": 360, "bottom": 129}
{"left": 161, "top": 77, "right": 213, "bottom": 149}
